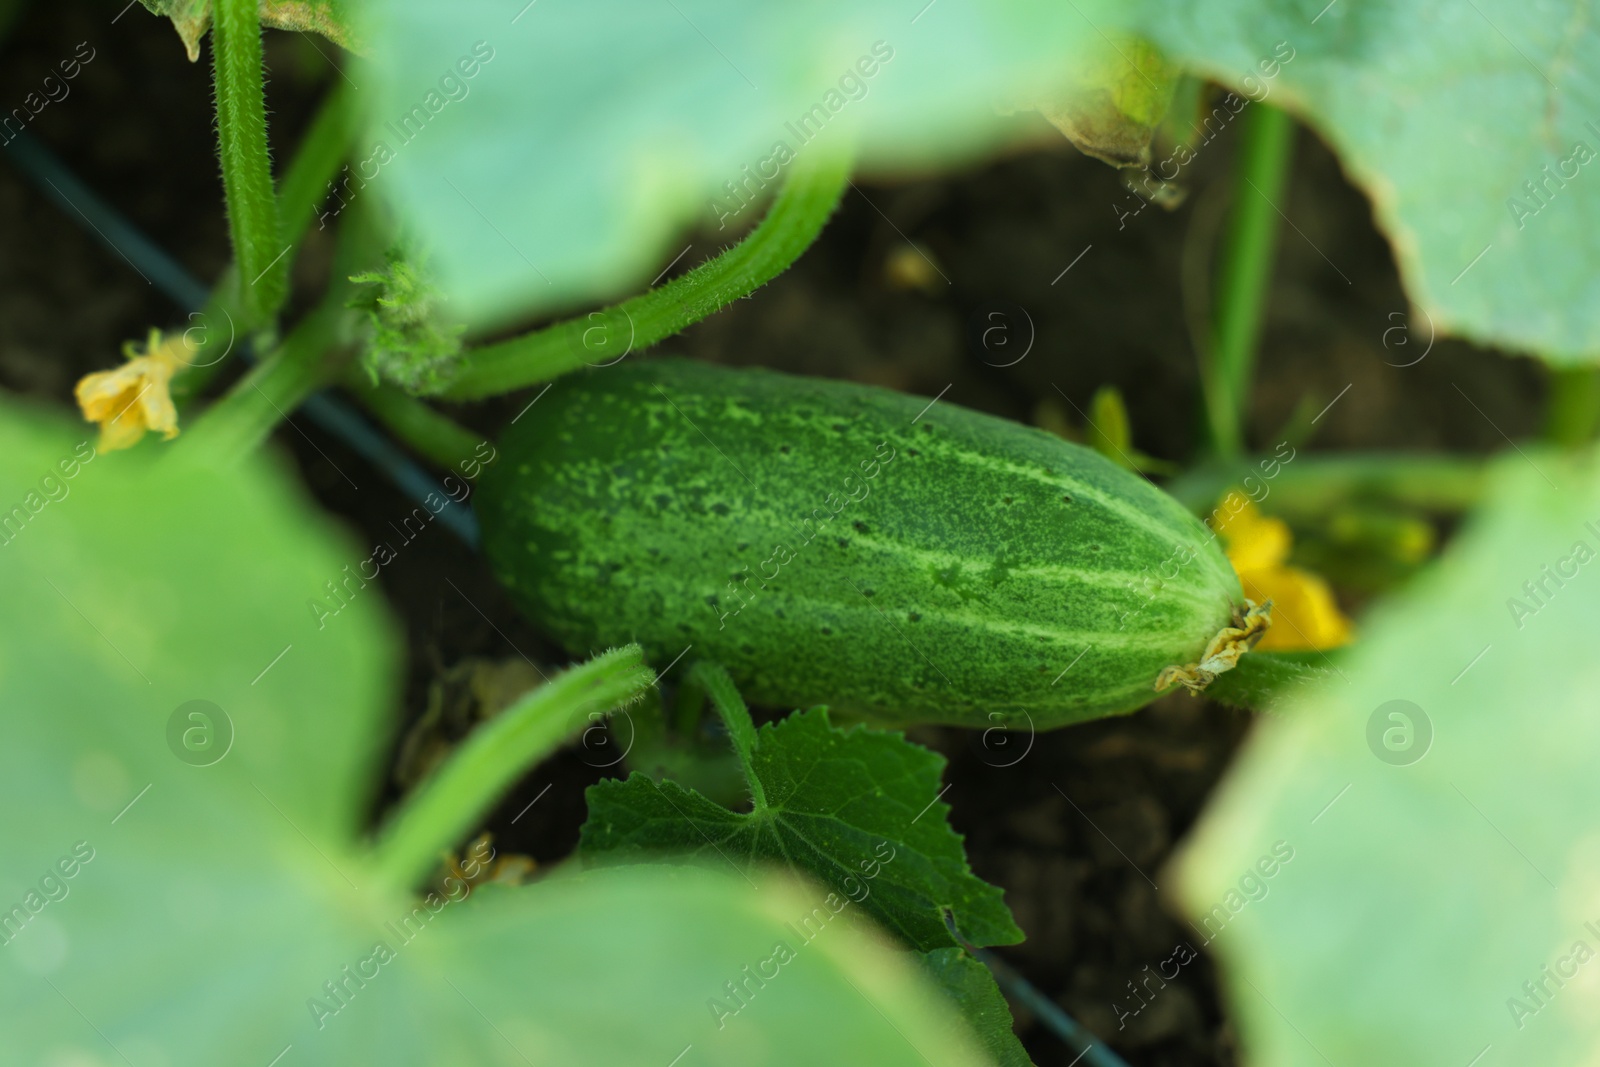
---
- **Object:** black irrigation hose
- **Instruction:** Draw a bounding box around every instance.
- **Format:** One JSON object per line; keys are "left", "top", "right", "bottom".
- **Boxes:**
{"left": 7, "top": 125, "right": 1140, "bottom": 1067}
{"left": 0, "top": 128, "right": 479, "bottom": 545}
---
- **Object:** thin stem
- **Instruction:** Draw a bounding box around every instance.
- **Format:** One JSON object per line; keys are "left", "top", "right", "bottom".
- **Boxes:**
{"left": 689, "top": 662, "right": 767, "bottom": 811}
{"left": 212, "top": 0, "right": 285, "bottom": 322}
{"left": 371, "top": 646, "right": 655, "bottom": 891}
{"left": 346, "top": 376, "right": 483, "bottom": 470}
{"left": 1166, "top": 451, "right": 1487, "bottom": 518}
{"left": 1202, "top": 104, "right": 1295, "bottom": 459}
{"left": 177, "top": 85, "right": 354, "bottom": 400}
{"left": 439, "top": 149, "right": 853, "bottom": 400}
{"left": 173, "top": 298, "right": 347, "bottom": 462}
{"left": 1543, "top": 365, "right": 1600, "bottom": 447}
{"left": 277, "top": 82, "right": 352, "bottom": 249}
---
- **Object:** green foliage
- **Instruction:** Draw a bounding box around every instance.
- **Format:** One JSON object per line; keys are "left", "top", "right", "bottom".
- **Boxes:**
{"left": 920, "top": 949, "right": 1036, "bottom": 1067}
{"left": 363, "top": 0, "right": 1111, "bottom": 327}
{"left": 581, "top": 695, "right": 1023, "bottom": 953}
{"left": 1175, "top": 450, "right": 1600, "bottom": 1061}
{"left": 1131, "top": 0, "right": 1600, "bottom": 363}
{"left": 350, "top": 248, "right": 466, "bottom": 394}
{"left": 364, "top": 0, "right": 1600, "bottom": 364}
{"left": 0, "top": 407, "right": 991, "bottom": 1065}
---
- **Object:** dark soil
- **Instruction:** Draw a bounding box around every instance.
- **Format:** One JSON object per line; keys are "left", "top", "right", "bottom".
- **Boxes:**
{"left": 0, "top": 4, "right": 1545, "bottom": 1065}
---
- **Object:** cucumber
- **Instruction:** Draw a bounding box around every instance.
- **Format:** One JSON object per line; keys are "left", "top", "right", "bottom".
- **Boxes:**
{"left": 477, "top": 359, "right": 1244, "bottom": 728}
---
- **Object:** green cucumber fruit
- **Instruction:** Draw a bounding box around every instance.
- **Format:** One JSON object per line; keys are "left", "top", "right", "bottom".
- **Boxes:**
{"left": 477, "top": 359, "right": 1243, "bottom": 729}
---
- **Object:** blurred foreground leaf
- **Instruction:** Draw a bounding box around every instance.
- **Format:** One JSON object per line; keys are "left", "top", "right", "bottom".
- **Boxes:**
{"left": 361, "top": 0, "right": 1110, "bottom": 327}
{"left": 1133, "top": 0, "right": 1600, "bottom": 362}
{"left": 0, "top": 402, "right": 992, "bottom": 1065}
{"left": 1174, "top": 450, "right": 1600, "bottom": 1062}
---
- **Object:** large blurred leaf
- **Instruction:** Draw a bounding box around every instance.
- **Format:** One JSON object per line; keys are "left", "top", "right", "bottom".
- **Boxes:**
{"left": 363, "top": 0, "right": 1600, "bottom": 360}
{"left": 1173, "top": 450, "right": 1600, "bottom": 1063}
{"left": 0, "top": 404, "right": 991, "bottom": 1065}
{"left": 1131, "top": 0, "right": 1600, "bottom": 362}
{"left": 359, "top": 0, "right": 1106, "bottom": 327}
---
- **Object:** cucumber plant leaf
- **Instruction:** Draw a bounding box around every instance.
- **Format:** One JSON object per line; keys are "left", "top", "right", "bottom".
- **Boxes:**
{"left": 1173, "top": 451, "right": 1600, "bottom": 1063}
{"left": 580, "top": 685, "right": 1023, "bottom": 953}
{"left": 0, "top": 406, "right": 993, "bottom": 1065}
{"left": 137, "top": 0, "right": 362, "bottom": 61}
{"left": 360, "top": 0, "right": 1115, "bottom": 328}
{"left": 919, "top": 948, "right": 1035, "bottom": 1067}
{"left": 1130, "top": 0, "right": 1600, "bottom": 362}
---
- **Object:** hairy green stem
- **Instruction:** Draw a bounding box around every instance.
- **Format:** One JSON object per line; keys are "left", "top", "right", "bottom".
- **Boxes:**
{"left": 1543, "top": 365, "right": 1600, "bottom": 447}
{"left": 346, "top": 377, "right": 484, "bottom": 470}
{"left": 690, "top": 662, "right": 767, "bottom": 811}
{"left": 370, "top": 646, "right": 655, "bottom": 891}
{"left": 173, "top": 299, "right": 347, "bottom": 462}
{"left": 439, "top": 150, "right": 854, "bottom": 400}
{"left": 1167, "top": 451, "right": 1487, "bottom": 517}
{"left": 1202, "top": 104, "right": 1295, "bottom": 459}
{"left": 212, "top": 0, "right": 285, "bottom": 321}
{"left": 178, "top": 85, "right": 353, "bottom": 401}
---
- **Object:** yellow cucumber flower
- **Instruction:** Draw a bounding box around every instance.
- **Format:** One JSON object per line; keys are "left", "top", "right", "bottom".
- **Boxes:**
{"left": 74, "top": 329, "right": 194, "bottom": 451}
{"left": 1215, "top": 496, "right": 1353, "bottom": 652}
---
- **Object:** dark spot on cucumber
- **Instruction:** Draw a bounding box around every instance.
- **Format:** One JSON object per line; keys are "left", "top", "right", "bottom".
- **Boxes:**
{"left": 908, "top": 612, "right": 922, "bottom": 622}
{"left": 862, "top": 588, "right": 875, "bottom": 597}
{"left": 921, "top": 424, "right": 934, "bottom": 434}
{"left": 1090, "top": 544, "right": 1101, "bottom": 552}
{"left": 907, "top": 448, "right": 920, "bottom": 457}
{"left": 833, "top": 424, "right": 846, "bottom": 432}
{"left": 647, "top": 547, "right": 660, "bottom": 556}
{"left": 711, "top": 502, "right": 730, "bottom": 516}
{"left": 1002, "top": 496, "right": 1013, "bottom": 505}
{"left": 1062, "top": 494, "right": 1074, "bottom": 504}
{"left": 837, "top": 538, "right": 849, "bottom": 549}
{"left": 736, "top": 542, "right": 748, "bottom": 552}
{"left": 820, "top": 626, "right": 833, "bottom": 635}
{"left": 853, "top": 521, "right": 869, "bottom": 533}
{"left": 779, "top": 445, "right": 791, "bottom": 454}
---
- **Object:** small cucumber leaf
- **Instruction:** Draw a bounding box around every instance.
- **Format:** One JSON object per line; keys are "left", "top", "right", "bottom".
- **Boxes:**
{"left": 137, "top": 0, "right": 362, "bottom": 62}
{"left": 0, "top": 405, "right": 993, "bottom": 1065}
{"left": 580, "top": 681, "right": 1022, "bottom": 953}
{"left": 1174, "top": 450, "right": 1600, "bottom": 1063}
{"left": 920, "top": 948, "right": 1035, "bottom": 1067}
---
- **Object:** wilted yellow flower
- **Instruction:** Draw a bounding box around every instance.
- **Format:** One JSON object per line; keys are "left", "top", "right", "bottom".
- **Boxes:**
{"left": 74, "top": 329, "right": 194, "bottom": 451}
{"left": 1215, "top": 496, "right": 1353, "bottom": 652}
